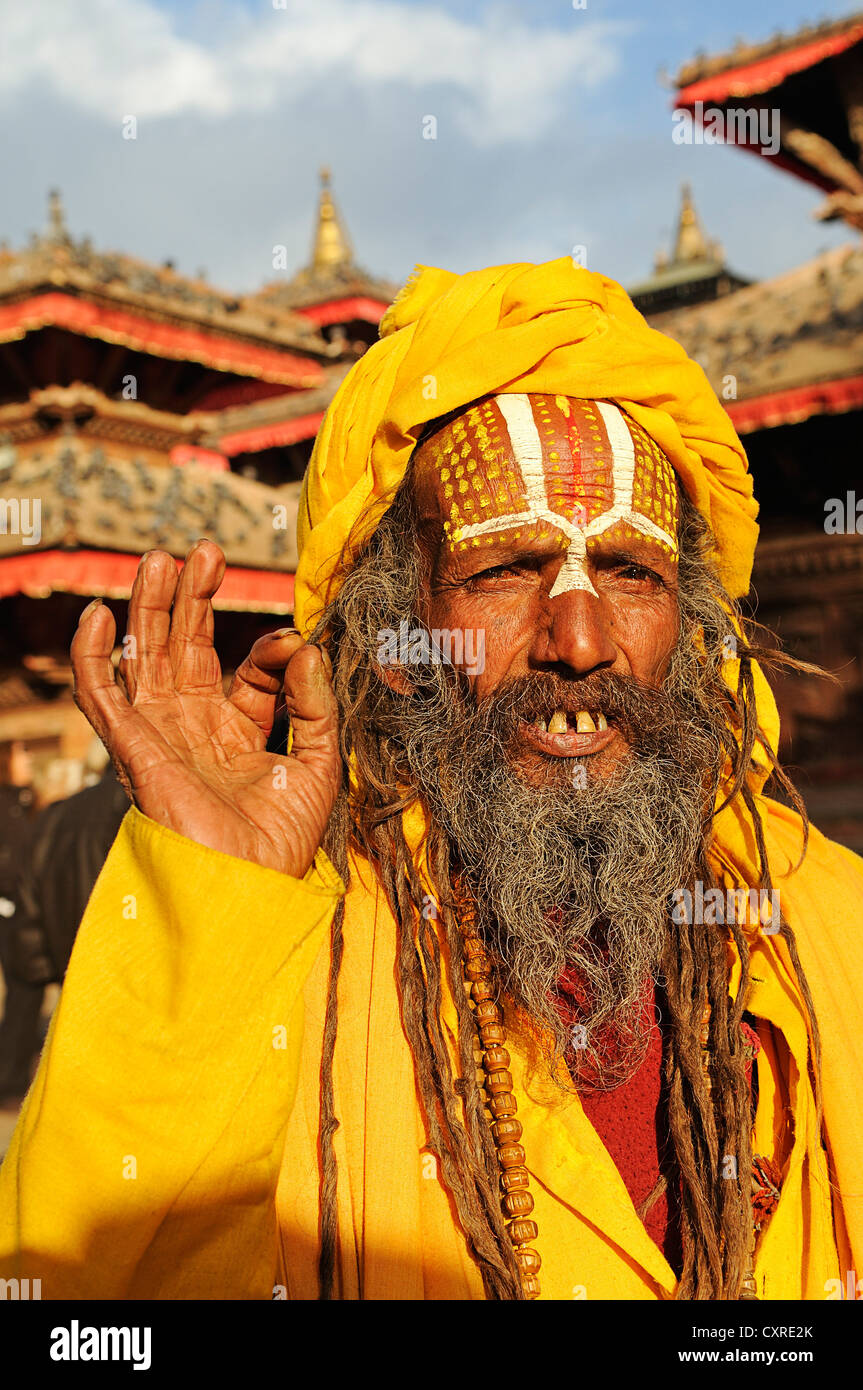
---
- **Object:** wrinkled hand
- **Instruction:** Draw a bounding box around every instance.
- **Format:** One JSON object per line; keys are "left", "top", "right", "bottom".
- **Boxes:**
{"left": 71, "top": 540, "right": 341, "bottom": 877}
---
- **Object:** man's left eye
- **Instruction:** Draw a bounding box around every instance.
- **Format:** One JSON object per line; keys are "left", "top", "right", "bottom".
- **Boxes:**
{"left": 618, "top": 563, "right": 663, "bottom": 585}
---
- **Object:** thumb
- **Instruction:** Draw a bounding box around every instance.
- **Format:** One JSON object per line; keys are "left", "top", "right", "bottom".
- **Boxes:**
{"left": 284, "top": 642, "right": 340, "bottom": 768}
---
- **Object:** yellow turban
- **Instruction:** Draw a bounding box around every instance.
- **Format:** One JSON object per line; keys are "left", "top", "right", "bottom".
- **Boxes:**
{"left": 295, "top": 257, "right": 759, "bottom": 636}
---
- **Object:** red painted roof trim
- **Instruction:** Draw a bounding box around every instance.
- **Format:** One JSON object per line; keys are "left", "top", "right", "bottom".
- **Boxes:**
{"left": 297, "top": 296, "right": 389, "bottom": 327}
{"left": 169, "top": 445, "right": 229, "bottom": 472}
{"left": 675, "top": 24, "right": 863, "bottom": 106}
{"left": 219, "top": 410, "right": 325, "bottom": 456}
{"left": 0, "top": 293, "right": 324, "bottom": 387}
{"left": 0, "top": 549, "right": 294, "bottom": 613}
{"left": 726, "top": 374, "right": 863, "bottom": 434}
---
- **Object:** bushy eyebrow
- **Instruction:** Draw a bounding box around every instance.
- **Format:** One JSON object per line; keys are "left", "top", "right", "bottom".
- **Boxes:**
{"left": 431, "top": 534, "right": 559, "bottom": 583}
{"left": 590, "top": 544, "right": 678, "bottom": 569}
{"left": 437, "top": 529, "right": 678, "bottom": 571}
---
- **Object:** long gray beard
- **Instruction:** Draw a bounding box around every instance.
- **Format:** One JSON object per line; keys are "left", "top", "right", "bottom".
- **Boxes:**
{"left": 382, "top": 664, "right": 720, "bottom": 1088}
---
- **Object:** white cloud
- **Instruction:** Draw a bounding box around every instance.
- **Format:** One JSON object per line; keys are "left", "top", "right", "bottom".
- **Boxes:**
{"left": 0, "top": 0, "right": 625, "bottom": 144}
{"left": 0, "top": 0, "right": 232, "bottom": 119}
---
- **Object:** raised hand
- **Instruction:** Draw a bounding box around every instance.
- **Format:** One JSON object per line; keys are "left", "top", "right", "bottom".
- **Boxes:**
{"left": 70, "top": 540, "right": 341, "bottom": 878}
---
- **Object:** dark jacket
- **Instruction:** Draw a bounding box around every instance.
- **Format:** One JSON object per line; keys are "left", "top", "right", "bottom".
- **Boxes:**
{"left": 14, "top": 770, "right": 129, "bottom": 983}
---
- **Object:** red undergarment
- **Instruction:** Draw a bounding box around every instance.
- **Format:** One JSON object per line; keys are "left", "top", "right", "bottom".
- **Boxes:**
{"left": 555, "top": 970, "right": 760, "bottom": 1273}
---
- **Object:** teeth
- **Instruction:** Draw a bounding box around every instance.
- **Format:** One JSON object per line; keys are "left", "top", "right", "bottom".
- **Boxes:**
{"left": 537, "top": 709, "right": 607, "bottom": 735}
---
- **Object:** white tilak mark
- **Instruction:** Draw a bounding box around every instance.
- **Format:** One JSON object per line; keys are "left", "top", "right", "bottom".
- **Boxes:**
{"left": 591, "top": 402, "right": 678, "bottom": 552}
{"left": 495, "top": 394, "right": 547, "bottom": 512}
{"left": 456, "top": 396, "right": 677, "bottom": 600}
{"left": 458, "top": 395, "right": 597, "bottom": 596}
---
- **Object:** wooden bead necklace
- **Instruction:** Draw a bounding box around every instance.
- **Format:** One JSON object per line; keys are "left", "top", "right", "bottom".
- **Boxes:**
{"left": 461, "top": 911, "right": 542, "bottom": 1299}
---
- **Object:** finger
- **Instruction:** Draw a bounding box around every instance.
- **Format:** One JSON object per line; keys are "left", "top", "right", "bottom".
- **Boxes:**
{"left": 227, "top": 629, "right": 306, "bottom": 733}
{"left": 72, "top": 600, "right": 185, "bottom": 802}
{"left": 71, "top": 600, "right": 136, "bottom": 750}
{"left": 284, "top": 643, "right": 340, "bottom": 767}
{"left": 121, "top": 550, "right": 179, "bottom": 701}
{"left": 168, "top": 539, "right": 226, "bottom": 693}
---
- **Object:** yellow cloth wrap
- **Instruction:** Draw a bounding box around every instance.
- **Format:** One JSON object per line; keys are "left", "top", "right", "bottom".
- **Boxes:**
{"left": 295, "top": 256, "right": 758, "bottom": 637}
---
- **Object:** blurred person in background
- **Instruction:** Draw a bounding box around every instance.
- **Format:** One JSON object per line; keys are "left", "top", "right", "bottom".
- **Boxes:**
{"left": 17, "top": 743, "right": 128, "bottom": 989}
{"left": 0, "top": 742, "right": 41, "bottom": 1107}
{"left": 0, "top": 738, "right": 127, "bottom": 1108}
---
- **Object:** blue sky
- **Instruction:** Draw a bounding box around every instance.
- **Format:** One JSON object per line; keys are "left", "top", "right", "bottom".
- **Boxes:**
{"left": 1, "top": 0, "right": 860, "bottom": 299}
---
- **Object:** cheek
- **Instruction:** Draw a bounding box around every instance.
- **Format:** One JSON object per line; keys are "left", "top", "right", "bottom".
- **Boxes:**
{"left": 425, "top": 590, "right": 536, "bottom": 688}
{"left": 607, "top": 596, "right": 679, "bottom": 681}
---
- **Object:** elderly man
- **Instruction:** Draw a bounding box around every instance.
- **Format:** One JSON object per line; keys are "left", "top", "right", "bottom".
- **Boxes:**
{"left": 1, "top": 258, "right": 862, "bottom": 1301}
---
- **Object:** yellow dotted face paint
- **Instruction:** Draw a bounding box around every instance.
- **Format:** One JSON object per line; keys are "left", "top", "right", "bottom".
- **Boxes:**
{"left": 417, "top": 394, "right": 678, "bottom": 596}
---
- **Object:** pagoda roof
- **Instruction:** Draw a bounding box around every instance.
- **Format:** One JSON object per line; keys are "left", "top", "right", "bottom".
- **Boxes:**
{"left": 650, "top": 240, "right": 863, "bottom": 432}
{"left": 253, "top": 170, "right": 397, "bottom": 317}
{"left": 0, "top": 192, "right": 332, "bottom": 386}
{"left": 629, "top": 256, "right": 727, "bottom": 298}
{"left": 629, "top": 183, "right": 748, "bottom": 296}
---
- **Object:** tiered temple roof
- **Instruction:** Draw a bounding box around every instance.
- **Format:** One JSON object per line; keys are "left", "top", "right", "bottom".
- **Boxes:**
{"left": 629, "top": 184, "right": 750, "bottom": 315}
{"left": 0, "top": 181, "right": 390, "bottom": 754}
{"left": 0, "top": 181, "right": 394, "bottom": 616}
{"left": 252, "top": 168, "right": 397, "bottom": 328}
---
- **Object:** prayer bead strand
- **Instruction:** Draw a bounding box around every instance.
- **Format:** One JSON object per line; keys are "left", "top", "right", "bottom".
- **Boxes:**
{"left": 462, "top": 923, "right": 541, "bottom": 1298}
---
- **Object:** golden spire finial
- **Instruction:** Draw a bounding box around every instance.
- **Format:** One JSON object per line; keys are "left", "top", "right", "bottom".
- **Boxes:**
{"left": 311, "top": 167, "right": 353, "bottom": 274}
{"left": 672, "top": 182, "right": 710, "bottom": 264}
{"left": 48, "top": 188, "right": 68, "bottom": 242}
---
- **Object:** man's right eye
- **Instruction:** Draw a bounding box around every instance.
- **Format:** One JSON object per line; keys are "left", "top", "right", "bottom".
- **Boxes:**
{"left": 464, "top": 562, "right": 521, "bottom": 587}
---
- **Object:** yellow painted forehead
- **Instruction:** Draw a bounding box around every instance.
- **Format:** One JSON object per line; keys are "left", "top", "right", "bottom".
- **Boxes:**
{"left": 417, "top": 394, "right": 679, "bottom": 575}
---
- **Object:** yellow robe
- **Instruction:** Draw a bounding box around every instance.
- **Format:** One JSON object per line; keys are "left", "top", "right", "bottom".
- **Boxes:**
{"left": 1, "top": 792, "right": 861, "bottom": 1299}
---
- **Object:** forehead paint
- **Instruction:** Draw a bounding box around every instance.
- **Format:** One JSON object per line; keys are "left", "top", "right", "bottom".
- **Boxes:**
{"left": 423, "top": 394, "right": 678, "bottom": 597}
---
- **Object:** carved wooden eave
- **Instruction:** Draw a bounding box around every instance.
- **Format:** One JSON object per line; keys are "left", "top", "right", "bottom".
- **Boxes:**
{"left": 753, "top": 531, "right": 863, "bottom": 604}
{"left": 0, "top": 383, "right": 220, "bottom": 456}
{"left": 0, "top": 289, "right": 328, "bottom": 389}
{"left": 201, "top": 362, "right": 351, "bottom": 456}
{"left": 0, "top": 436, "right": 300, "bottom": 572}
{"left": 673, "top": 13, "right": 863, "bottom": 234}
{"left": 675, "top": 15, "right": 863, "bottom": 89}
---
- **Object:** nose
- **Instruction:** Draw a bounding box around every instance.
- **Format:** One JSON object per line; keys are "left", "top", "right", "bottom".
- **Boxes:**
{"left": 532, "top": 587, "right": 618, "bottom": 678}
